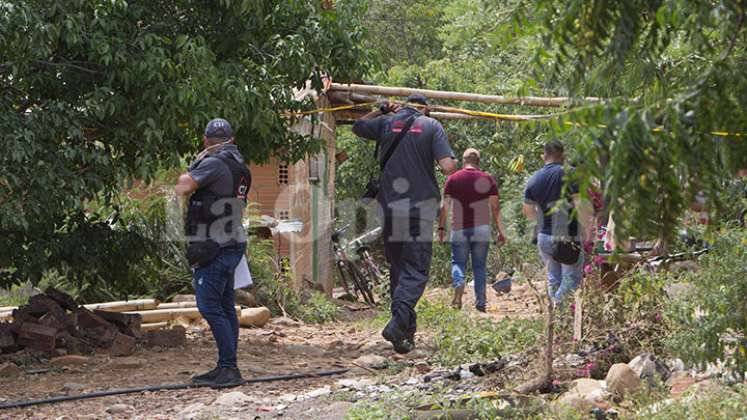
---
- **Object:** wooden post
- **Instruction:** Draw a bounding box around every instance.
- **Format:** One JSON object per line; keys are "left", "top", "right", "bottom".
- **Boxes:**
{"left": 573, "top": 290, "right": 583, "bottom": 345}
{"left": 545, "top": 297, "right": 554, "bottom": 384}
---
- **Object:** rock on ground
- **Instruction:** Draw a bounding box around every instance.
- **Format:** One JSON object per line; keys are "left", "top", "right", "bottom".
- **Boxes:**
{"left": 606, "top": 363, "right": 641, "bottom": 398}
{"left": 106, "top": 403, "right": 134, "bottom": 415}
{"left": 353, "top": 354, "right": 387, "bottom": 368}
{"left": 0, "top": 362, "right": 23, "bottom": 379}
{"left": 214, "top": 391, "right": 253, "bottom": 407}
{"left": 628, "top": 353, "right": 669, "bottom": 384}
{"left": 177, "top": 403, "right": 208, "bottom": 420}
{"left": 668, "top": 371, "right": 695, "bottom": 398}
{"left": 557, "top": 378, "right": 608, "bottom": 408}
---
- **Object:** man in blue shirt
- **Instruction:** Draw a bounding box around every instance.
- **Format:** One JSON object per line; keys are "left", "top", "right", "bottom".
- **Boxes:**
{"left": 175, "top": 118, "right": 251, "bottom": 388}
{"left": 523, "top": 140, "right": 592, "bottom": 304}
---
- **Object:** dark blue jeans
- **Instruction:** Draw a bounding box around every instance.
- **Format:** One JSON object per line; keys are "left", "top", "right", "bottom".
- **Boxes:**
{"left": 450, "top": 225, "right": 491, "bottom": 310}
{"left": 383, "top": 218, "right": 433, "bottom": 341}
{"left": 193, "top": 244, "right": 246, "bottom": 368}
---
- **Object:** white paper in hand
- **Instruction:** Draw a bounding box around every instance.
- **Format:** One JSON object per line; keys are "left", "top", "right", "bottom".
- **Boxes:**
{"left": 234, "top": 255, "right": 252, "bottom": 289}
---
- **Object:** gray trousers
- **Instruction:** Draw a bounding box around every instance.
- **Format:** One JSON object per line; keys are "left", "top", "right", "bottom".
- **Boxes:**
{"left": 383, "top": 218, "right": 433, "bottom": 340}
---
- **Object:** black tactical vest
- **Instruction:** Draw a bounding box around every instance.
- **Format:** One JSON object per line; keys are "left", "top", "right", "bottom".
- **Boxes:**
{"left": 185, "top": 152, "right": 252, "bottom": 243}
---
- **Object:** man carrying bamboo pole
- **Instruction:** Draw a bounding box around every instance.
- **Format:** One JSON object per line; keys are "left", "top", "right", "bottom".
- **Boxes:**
{"left": 175, "top": 118, "right": 251, "bottom": 388}
{"left": 352, "top": 95, "right": 456, "bottom": 354}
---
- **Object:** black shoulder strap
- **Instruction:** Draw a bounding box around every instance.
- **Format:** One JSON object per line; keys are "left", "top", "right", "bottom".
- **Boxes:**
{"left": 213, "top": 153, "right": 252, "bottom": 201}
{"left": 377, "top": 115, "right": 418, "bottom": 171}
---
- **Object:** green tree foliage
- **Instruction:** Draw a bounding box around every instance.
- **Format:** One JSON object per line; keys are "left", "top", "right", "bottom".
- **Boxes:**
{"left": 0, "top": 0, "right": 371, "bottom": 287}
{"left": 530, "top": 0, "right": 747, "bottom": 241}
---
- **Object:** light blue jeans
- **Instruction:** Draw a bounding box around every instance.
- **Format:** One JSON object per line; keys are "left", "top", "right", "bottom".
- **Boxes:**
{"left": 450, "top": 225, "right": 491, "bottom": 310}
{"left": 537, "top": 233, "right": 584, "bottom": 304}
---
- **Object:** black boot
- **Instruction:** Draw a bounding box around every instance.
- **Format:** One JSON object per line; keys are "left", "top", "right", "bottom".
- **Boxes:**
{"left": 191, "top": 366, "right": 220, "bottom": 385}
{"left": 382, "top": 326, "right": 414, "bottom": 355}
{"left": 211, "top": 367, "right": 245, "bottom": 389}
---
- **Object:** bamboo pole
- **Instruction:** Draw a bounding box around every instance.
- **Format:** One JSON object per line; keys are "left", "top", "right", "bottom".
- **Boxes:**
{"left": 124, "top": 306, "right": 241, "bottom": 324}
{"left": 330, "top": 83, "right": 602, "bottom": 108}
{"left": 0, "top": 311, "right": 11, "bottom": 322}
{"left": 0, "top": 306, "right": 17, "bottom": 312}
{"left": 84, "top": 299, "right": 159, "bottom": 312}
{"left": 140, "top": 322, "right": 168, "bottom": 332}
{"left": 155, "top": 302, "right": 198, "bottom": 310}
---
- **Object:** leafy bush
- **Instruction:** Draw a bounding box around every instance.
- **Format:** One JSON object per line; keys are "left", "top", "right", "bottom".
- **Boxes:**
{"left": 666, "top": 228, "right": 747, "bottom": 378}
{"left": 557, "top": 269, "right": 672, "bottom": 361}
{"left": 300, "top": 291, "right": 341, "bottom": 324}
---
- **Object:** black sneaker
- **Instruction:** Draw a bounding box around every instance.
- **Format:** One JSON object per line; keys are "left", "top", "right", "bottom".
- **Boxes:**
{"left": 211, "top": 367, "right": 245, "bottom": 389}
{"left": 191, "top": 366, "right": 220, "bottom": 385}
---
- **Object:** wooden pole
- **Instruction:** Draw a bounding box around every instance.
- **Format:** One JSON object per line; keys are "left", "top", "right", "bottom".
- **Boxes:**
{"left": 330, "top": 83, "right": 602, "bottom": 108}
{"left": 155, "top": 302, "right": 197, "bottom": 310}
{"left": 545, "top": 296, "right": 555, "bottom": 384}
{"left": 140, "top": 322, "right": 168, "bottom": 331}
{"left": 123, "top": 306, "right": 242, "bottom": 324}
{"left": 84, "top": 299, "right": 159, "bottom": 312}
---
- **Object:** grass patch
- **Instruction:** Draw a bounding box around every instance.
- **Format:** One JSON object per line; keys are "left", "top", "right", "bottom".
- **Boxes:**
{"left": 0, "top": 282, "right": 35, "bottom": 307}
{"left": 417, "top": 298, "right": 543, "bottom": 367}
{"left": 356, "top": 294, "right": 543, "bottom": 367}
{"left": 299, "top": 291, "right": 340, "bottom": 324}
{"left": 630, "top": 383, "right": 747, "bottom": 419}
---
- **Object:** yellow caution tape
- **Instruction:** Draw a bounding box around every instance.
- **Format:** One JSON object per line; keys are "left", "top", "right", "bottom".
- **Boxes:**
{"left": 285, "top": 101, "right": 744, "bottom": 137}
{"left": 567, "top": 121, "right": 743, "bottom": 138}
{"left": 282, "top": 102, "right": 378, "bottom": 117}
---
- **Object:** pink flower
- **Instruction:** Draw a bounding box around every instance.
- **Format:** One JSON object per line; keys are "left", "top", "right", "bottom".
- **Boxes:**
{"left": 584, "top": 264, "right": 594, "bottom": 274}
{"left": 593, "top": 255, "right": 605, "bottom": 266}
{"left": 655, "top": 313, "right": 662, "bottom": 322}
{"left": 604, "top": 242, "right": 612, "bottom": 251}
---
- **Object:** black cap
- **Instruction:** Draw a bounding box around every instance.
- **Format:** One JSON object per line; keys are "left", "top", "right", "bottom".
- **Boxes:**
{"left": 204, "top": 118, "right": 234, "bottom": 138}
{"left": 406, "top": 94, "right": 428, "bottom": 106}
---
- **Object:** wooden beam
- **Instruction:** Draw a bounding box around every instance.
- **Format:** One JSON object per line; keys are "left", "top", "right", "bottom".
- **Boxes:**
{"left": 330, "top": 83, "right": 601, "bottom": 108}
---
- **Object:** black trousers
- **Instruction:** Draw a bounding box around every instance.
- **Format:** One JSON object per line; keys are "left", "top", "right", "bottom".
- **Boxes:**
{"left": 382, "top": 218, "right": 433, "bottom": 340}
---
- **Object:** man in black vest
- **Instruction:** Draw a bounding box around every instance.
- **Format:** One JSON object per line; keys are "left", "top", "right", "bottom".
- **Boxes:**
{"left": 175, "top": 118, "right": 251, "bottom": 388}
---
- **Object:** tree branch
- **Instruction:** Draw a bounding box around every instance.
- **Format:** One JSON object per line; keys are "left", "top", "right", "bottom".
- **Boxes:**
{"left": 721, "top": 6, "right": 745, "bottom": 60}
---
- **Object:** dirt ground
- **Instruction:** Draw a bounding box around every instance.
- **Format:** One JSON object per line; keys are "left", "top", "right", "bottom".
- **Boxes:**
{"left": 0, "top": 282, "right": 542, "bottom": 420}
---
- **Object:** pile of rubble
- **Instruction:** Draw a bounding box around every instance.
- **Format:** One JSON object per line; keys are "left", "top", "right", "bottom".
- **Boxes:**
{"left": 0, "top": 288, "right": 185, "bottom": 358}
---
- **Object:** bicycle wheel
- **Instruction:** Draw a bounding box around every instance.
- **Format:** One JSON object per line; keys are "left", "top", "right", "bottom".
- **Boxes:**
{"left": 347, "top": 262, "right": 376, "bottom": 305}
{"left": 337, "top": 262, "right": 358, "bottom": 300}
{"left": 364, "top": 257, "right": 385, "bottom": 286}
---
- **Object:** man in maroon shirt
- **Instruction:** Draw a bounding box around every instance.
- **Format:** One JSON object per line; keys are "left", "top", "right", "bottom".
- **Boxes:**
{"left": 438, "top": 148, "right": 507, "bottom": 311}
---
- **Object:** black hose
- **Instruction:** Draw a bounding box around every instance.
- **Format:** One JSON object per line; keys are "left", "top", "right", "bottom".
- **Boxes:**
{"left": 0, "top": 368, "right": 349, "bottom": 410}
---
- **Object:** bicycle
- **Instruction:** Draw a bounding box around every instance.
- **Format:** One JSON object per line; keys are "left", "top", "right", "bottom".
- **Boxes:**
{"left": 332, "top": 225, "right": 383, "bottom": 305}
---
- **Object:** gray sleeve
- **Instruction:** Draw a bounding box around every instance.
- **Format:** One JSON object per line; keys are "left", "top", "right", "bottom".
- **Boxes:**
{"left": 352, "top": 116, "right": 386, "bottom": 140}
{"left": 189, "top": 157, "right": 224, "bottom": 188}
{"left": 429, "top": 120, "right": 454, "bottom": 160}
